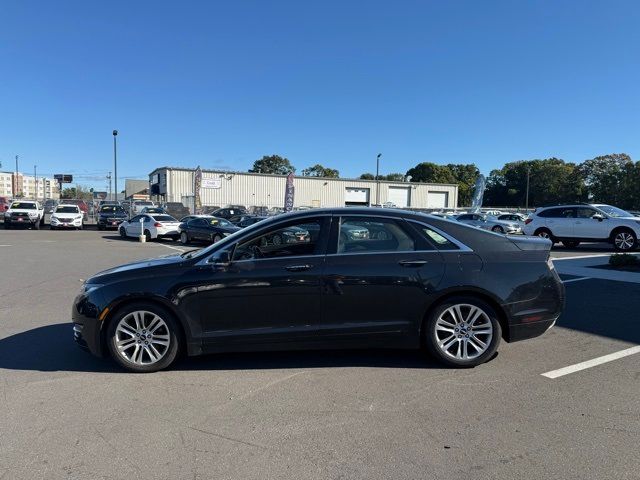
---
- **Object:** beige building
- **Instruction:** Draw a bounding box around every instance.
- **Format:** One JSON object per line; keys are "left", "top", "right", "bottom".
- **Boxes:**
{"left": 0, "top": 172, "right": 60, "bottom": 200}
{"left": 149, "top": 167, "right": 458, "bottom": 210}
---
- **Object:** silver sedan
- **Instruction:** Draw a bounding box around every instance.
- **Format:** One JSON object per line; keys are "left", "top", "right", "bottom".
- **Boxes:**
{"left": 455, "top": 213, "right": 522, "bottom": 234}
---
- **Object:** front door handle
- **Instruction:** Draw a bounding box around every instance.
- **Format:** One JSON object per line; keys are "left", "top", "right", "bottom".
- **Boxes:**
{"left": 398, "top": 259, "right": 428, "bottom": 267}
{"left": 285, "top": 264, "right": 313, "bottom": 272}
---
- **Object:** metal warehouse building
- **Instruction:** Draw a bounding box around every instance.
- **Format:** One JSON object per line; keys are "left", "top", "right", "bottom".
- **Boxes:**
{"left": 148, "top": 167, "right": 458, "bottom": 210}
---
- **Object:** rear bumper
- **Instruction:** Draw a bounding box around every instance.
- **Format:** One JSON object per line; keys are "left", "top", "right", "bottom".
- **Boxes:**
{"left": 507, "top": 316, "right": 558, "bottom": 342}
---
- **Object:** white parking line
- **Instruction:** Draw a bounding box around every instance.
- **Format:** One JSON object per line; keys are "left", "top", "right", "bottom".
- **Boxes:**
{"left": 541, "top": 345, "right": 640, "bottom": 379}
{"left": 551, "top": 254, "right": 613, "bottom": 261}
{"left": 158, "top": 243, "right": 186, "bottom": 253}
{"left": 562, "top": 277, "right": 591, "bottom": 284}
{"left": 0, "top": 244, "right": 12, "bottom": 247}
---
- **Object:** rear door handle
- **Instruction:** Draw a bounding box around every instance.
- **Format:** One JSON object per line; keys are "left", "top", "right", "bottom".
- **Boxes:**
{"left": 285, "top": 264, "right": 313, "bottom": 272}
{"left": 398, "top": 260, "right": 428, "bottom": 267}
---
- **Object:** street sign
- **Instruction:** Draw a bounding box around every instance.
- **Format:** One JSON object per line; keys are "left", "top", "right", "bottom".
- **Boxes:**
{"left": 54, "top": 174, "right": 73, "bottom": 183}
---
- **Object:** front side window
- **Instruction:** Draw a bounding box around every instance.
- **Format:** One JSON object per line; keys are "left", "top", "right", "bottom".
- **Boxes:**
{"left": 338, "top": 217, "right": 415, "bottom": 253}
{"left": 233, "top": 217, "right": 325, "bottom": 261}
{"left": 576, "top": 208, "right": 597, "bottom": 219}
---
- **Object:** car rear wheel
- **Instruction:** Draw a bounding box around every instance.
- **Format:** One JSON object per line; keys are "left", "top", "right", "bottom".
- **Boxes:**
{"left": 424, "top": 297, "right": 502, "bottom": 368}
{"left": 4, "top": 222, "right": 10, "bottom": 229}
{"left": 212, "top": 234, "right": 222, "bottom": 243}
{"left": 144, "top": 230, "right": 152, "bottom": 242}
{"left": 180, "top": 232, "right": 189, "bottom": 245}
{"left": 613, "top": 229, "right": 637, "bottom": 251}
{"left": 491, "top": 225, "right": 504, "bottom": 233}
{"left": 106, "top": 303, "right": 181, "bottom": 373}
{"left": 562, "top": 240, "right": 580, "bottom": 248}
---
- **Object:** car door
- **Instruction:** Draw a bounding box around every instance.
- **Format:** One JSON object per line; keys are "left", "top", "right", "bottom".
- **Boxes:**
{"left": 126, "top": 215, "right": 143, "bottom": 236}
{"left": 320, "top": 215, "right": 445, "bottom": 347}
{"left": 545, "top": 207, "right": 576, "bottom": 237}
{"left": 575, "top": 207, "right": 608, "bottom": 239}
{"left": 179, "top": 215, "right": 331, "bottom": 349}
{"left": 188, "top": 218, "right": 207, "bottom": 241}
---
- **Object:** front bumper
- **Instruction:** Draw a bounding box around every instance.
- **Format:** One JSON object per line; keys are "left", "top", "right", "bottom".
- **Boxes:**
{"left": 51, "top": 217, "right": 83, "bottom": 228}
{"left": 98, "top": 218, "right": 126, "bottom": 228}
{"left": 5, "top": 215, "right": 39, "bottom": 225}
{"left": 72, "top": 291, "right": 105, "bottom": 357}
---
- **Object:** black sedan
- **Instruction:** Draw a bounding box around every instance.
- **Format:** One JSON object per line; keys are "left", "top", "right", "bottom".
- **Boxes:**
{"left": 178, "top": 216, "right": 240, "bottom": 245}
{"left": 96, "top": 205, "right": 129, "bottom": 230}
{"left": 72, "top": 208, "right": 564, "bottom": 373}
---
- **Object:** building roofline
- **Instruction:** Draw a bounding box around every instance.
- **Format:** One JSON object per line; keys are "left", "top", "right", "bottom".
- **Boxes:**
{"left": 148, "top": 166, "right": 458, "bottom": 188}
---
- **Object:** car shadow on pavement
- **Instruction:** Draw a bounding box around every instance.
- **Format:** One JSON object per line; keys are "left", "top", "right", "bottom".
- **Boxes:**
{"left": 0, "top": 323, "right": 442, "bottom": 373}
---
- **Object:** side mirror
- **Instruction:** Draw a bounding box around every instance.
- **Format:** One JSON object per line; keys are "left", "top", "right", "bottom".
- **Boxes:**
{"left": 592, "top": 214, "right": 604, "bottom": 221}
{"left": 210, "top": 250, "right": 232, "bottom": 267}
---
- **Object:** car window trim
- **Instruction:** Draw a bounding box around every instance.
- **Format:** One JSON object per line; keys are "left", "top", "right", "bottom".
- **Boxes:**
{"left": 405, "top": 219, "right": 473, "bottom": 252}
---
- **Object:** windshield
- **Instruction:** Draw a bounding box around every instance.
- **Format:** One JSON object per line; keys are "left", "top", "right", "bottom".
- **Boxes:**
{"left": 10, "top": 202, "right": 36, "bottom": 209}
{"left": 597, "top": 205, "right": 632, "bottom": 218}
{"left": 210, "top": 218, "right": 233, "bottom": 227}
{"left": 100, "top": 206, "right": 125, "bottom": 213}
{"left": 152, "top": 215, "right": 177, "bottom": 222}
{"left": 136, "top": 202, "right": 154, "bottom": 206}
{"left": 55, "top": 206, "right": 79, "bottom": 213}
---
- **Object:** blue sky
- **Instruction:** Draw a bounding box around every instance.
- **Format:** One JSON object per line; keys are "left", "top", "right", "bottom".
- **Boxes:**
{"left": 1, "top": 0, "right": 639, "bottom": 190}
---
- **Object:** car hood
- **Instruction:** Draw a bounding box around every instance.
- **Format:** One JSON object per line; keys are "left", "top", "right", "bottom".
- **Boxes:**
{"left": 7, "top": 209, "right": 39, "bottom": 213}
{"left": 53, "top": 213, "right": 81, "bottom": 218}
{"left": 88, "top": 254, "right": 185, "bottom": 282}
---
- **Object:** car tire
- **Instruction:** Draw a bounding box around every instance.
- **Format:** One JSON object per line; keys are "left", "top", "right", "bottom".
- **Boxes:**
{"left": 424, "top": 296, "right": 502, "bottom": 368}
{"left": 180, "top": 232, "right": 189, "bottom": 245}
{"left": 78, "top": 224, "right": 83, "bottom": 230}
{"left": 534, "top": 228, "right": 555, "bottom": 243}
{"left": 562, "top": 240, "right": 580, "bottom": 248}
{"left": 33, "top": 221, "right": 40, "bottom": 230}
{"left": 106, "top": 302, "right": 181, "bottom": 373}
{"left": 98, "top": 224, "right": 104, "bottom": 231}
{"left": 612, "top": 228, "right": 637, "bottom": 251}
{"left": 119, "top": 227, "right": 127, "bottom": 239}
{"left": 50, "top": 225, "right": 56, "bottom": 230}
{"left": 4, "top": 222, "right": 10, "bottom": 229}
{"left": 212, "top": 234, "right": 222, "bottom": 243}
{"left": 272, "top": 234, "right": 283, "bottom": 246}
{"left": 144, "top": 230, "right": 152, "bottom": 242}
{"left": 491, "top": 226, "right": 504, "bottom": 233}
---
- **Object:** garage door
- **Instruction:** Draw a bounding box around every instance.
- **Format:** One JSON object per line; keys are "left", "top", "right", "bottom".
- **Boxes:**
{"left": 387, "top": 186, "right": 410, "bottom": 208}
{"left": 345, "top": 187, "right": 370, "bottom": 206}
{"left": 427, "top": 191, "right": 448, "bottom": 208}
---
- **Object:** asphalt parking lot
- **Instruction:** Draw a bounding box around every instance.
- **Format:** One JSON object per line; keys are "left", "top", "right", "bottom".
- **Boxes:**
{"left": 1, "top": 229, "right": 639, "bottom": 480}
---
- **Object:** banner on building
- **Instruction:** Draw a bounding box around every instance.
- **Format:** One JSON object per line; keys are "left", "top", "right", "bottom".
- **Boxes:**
{"left": 202, "top": 177, "right": 222, "bottom": 189}
{"left": 194, "top": 166, "right": 202, "bottom": 214}
{"left": 283, "top": 172, "right": 295, "bottom": 212}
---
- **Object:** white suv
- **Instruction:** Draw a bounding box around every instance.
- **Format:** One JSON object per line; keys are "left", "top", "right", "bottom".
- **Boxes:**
{"left": 522, "top": 204, "right": 640, "bottom": 251}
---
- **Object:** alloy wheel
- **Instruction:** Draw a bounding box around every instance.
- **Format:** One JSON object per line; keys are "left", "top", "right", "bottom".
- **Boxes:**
{"left": 434, "top": 304, "right": 493, "bottom": 361}
{"left": 114, "top": 310, "right": 171, "bottom": 366}
{"left": 537, "top": 231, "right": 551, "bottom": 239}
{"left": 614, "top": 231, "right": 635, "bottom": 250}
{"left": 180, "top": 232, "right": 188, "bottom": 244}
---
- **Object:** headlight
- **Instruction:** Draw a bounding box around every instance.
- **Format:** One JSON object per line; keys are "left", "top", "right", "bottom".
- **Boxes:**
{"left": 76, "top": 215, "right": 83, "bottom": 220}
{"left": 51, "top": 216, "right": 58, "bottom": 221}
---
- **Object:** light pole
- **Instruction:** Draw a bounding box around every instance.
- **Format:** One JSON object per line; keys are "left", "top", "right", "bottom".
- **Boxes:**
{"left": 113, "top": 130, "right": 118, "bottom": 202}
{"left": 34, "top": 165, "right": 37, "bottom": 201}
{"left": 15, "top": 155, "right": 20, "bottom": 197}
{"left": 525, "top": 165, "right": 531, "bottom": 211}
{"left": 375, "top": 153, "right": 382, "bottom": 206}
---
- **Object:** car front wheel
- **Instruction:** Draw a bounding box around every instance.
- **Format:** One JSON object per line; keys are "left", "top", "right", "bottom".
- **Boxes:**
{"left": 119, "top": 227, "right": 127, "bottom": 238}
{"left": 180, "top": 232, "right": 189, "bottom": 245}
{"left": 491, "top": 225, "right": 504, "bottom": 233}
{"left": 424, "top": 297, "right": 502, "bottom": 368}
{"left": 613, "top": 229, "right": 637, "bottom": 251}
{"left": 106, "top": 303, "right": 181, "bottom": 373}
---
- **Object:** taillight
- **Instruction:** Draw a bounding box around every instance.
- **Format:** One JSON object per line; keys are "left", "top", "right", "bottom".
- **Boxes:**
{"left": 154, "top": 222, "right": 162, "bottom": 227}
{"left": 525, "top": 218, "right": 533, "bottom": 225}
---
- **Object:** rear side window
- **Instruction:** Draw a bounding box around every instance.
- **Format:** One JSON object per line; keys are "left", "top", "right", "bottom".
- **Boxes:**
{"left": 338, "top": 217, "right": 415, "bottom": 253}
{"left": 421, "top": 227, "right": 459, "bottom": 250}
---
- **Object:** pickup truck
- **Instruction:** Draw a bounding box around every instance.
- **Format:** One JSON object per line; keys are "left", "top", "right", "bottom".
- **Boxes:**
{"left": 4, "top": 200, "right": 45, "bottom": 229}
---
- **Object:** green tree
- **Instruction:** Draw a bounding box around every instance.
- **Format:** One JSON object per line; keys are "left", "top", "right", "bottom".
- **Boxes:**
{"left": 381, "top": 173, "right": 406, "bottom": 181}
{"left": 446, "top": 164, "right": 480, "bottom": 207}
{"left": 249, "top": 155, "right": 295, "bottom": 175}
{"left": 405, "top": 162, "right": 456, "bottom": 184}
{"left": 579, "top": 153, "right": 634, "bottom": 208}
{"left": 302, "top": 164, "right": 339, "bottom": 178}
{"left": 484, "top": 158, "right": 586, "bottom": 207}
{"left": 61, "top": 185, "right": 93, "bottom": 200}
{"left": 359, "top": 173, "right": 375, "bottom": 180}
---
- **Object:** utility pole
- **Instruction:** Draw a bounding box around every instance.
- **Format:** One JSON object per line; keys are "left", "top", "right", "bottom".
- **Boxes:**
{"left": 375, "top": 153, "right": 382, "bottom": 206}
{"left": 15, "top": 155, "right": 20, "bottom": 197}
{"left": 107, "top": 172, "right": 112, "bottom": 201}
{"left": 113, "top": 130, "right": 118, "bottom": 202}
{"left": 34, "top": 165, "right": 37, "bottom": 201}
